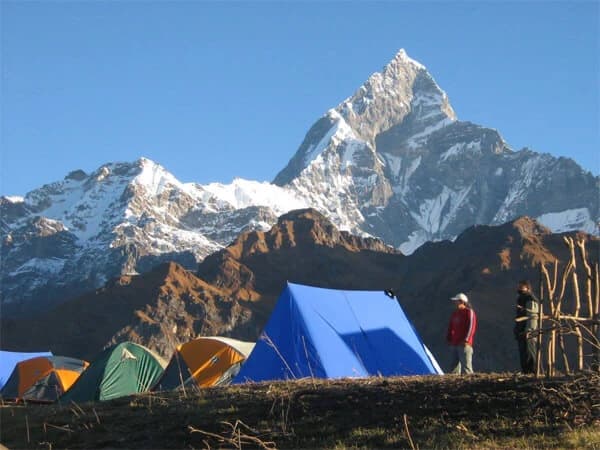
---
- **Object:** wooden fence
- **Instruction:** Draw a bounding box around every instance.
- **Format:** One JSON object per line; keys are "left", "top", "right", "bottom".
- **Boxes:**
{"left": 535, "top": 236, "right": 600, "bottom": 376}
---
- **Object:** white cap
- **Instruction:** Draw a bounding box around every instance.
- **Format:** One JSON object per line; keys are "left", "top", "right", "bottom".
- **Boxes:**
{"left": 450, "top": 293, "right": 469, "bottom": 303}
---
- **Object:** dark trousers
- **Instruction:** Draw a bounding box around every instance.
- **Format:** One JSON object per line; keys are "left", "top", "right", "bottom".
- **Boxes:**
{"left": 517, "top": 335, "right": 537, "bottom": 374}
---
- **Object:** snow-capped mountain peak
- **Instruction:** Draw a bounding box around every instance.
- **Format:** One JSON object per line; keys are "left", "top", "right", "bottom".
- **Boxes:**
{"left": 393, "top": 48, "right": 426, "bottom": 70}
{"left": 336, "top": 49, "right": 456, "bottom": 146}
{"left": 274, "top": 48, "right": 598, "bottom": 255}
{"left": 1, "top": 157, "right": 315, "bottom": 315}
{"left": 275, "top": 49, "right": 459, "bottom": 190}
{"left": 2, "top": 49, "right": 598, "bottom": 318}
{"left": 4, "top": 196, "right": 25, "bottom": 203}
{"left": 132, "top": 157, "right": 192, "bottom": 196}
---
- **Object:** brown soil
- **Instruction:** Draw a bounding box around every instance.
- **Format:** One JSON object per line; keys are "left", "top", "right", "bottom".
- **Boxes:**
{"left": 1, "top": 373, "right": 598, "bottom": 449}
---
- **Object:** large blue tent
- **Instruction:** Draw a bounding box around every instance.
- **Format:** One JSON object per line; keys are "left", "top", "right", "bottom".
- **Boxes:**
{"left": 0, "top": 350, "right": 53, "bottom": 390}
{"left": 234, "top": 283, "right": 442, "bottom": 383}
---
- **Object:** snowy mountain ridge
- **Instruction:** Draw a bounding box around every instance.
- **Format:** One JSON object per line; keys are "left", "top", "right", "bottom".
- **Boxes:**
{"left": 2, "top": 49, "right": 598, "bottom": 316}
{"left": 0, "top": 157, "right": 313, "bottom": 315}
{"left": 274, "top": 49, "right": 598, "bottom": 251}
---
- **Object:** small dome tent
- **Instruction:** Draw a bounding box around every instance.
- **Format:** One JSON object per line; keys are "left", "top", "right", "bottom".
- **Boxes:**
{"left": 60, "top": 342, "right": 165, "bottom": 403}
{"left": 1, "top": 356, "right": 88, "bottom": 403}
{"left": 0, "top": 350, "right": 52, "bottom": 390}
{"left": 153, "top": 336, "right": 255, "bottom": 390}
{"left": 234, "top": 282, "right": 443, "bottom": 383}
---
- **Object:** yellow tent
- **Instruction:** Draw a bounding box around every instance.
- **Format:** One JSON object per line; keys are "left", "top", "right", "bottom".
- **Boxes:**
{"left": 153, "top": 337, "right": 254, "bottom": 390}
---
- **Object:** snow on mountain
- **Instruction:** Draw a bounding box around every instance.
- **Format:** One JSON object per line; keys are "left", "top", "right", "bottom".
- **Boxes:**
{"left": 4, "top": 196, "right": 24, "bottom": 203}
{"left": 439, "top": 141, "right": 482, "bottom": 163}
{"left": 0, "top": 158, "right": 307, "bottom": 315}
{"left": 274, "top": 49, "right": 599, "bottom": 254}
{"left": 2, "top": 48, "right": 598, "bottom": 316}
{"left": 537, "top": 208, "right": 597, "bottom": 234}
{"left": 337, "top": 48, "right": 456, "bottom": 145}
{"left": 410, "top": 184, "right": 473, "bottom": 236}
{"left": 9, "top": 257, "right": 66, "bottom": 277}
{"left": 199, "top": 178, "right": 307, "bottom": 213}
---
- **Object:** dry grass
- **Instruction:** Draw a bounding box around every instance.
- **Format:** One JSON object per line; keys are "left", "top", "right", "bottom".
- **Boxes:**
{"left": 1, "top": 373, "right": 598, "bottom": 449}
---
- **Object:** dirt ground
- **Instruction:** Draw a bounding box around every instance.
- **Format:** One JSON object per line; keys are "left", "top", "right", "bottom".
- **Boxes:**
{"left": 1, "top": 372, "right": 599, "bottom": 449}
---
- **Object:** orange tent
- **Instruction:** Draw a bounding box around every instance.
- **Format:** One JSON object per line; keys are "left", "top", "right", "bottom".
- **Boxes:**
{"left": 153, "top": 337, "right": 254, "bottom": 390}
{"left": 0, "top": 356, "right": 88, "bottom": 403}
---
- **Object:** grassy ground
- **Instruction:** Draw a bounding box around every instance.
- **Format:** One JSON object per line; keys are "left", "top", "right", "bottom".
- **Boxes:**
{"left": 1, "top": 373, "right": 599, "bottom": 449}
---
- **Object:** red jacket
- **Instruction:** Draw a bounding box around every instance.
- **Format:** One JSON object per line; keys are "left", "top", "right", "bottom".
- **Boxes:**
{"left": 446, "top": 308, "right": 477, "bottom": 346}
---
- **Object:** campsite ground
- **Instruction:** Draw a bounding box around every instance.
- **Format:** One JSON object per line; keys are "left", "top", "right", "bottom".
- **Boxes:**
{"left": 1, "top": 373, "right": 599, "bottom": 449}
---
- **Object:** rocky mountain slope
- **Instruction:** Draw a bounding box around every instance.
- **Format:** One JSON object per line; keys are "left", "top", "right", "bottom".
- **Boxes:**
{"left": 1, "top": 49, "right": 597, "bottom": 317}
{"left": 273, "top": 50, "right": 598, "bottom": 252}
{"left": 0, "top": 160, "right": 307, "bottom": 316}
{"left": 3, "top": 209, "right": 597, "bottom": 372}
{"left": 0, "top": 209, "right": 397, "bottom": 361}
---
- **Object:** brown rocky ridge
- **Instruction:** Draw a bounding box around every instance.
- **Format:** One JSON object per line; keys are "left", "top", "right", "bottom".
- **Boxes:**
{"left": 2, "top": 209, "right": 597, "bottom": 372}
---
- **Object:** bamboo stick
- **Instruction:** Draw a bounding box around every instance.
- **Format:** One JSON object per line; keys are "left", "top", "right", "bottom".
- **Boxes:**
{"left": 558, "top": 328, "right": 571, "bottom": 374}
{"left": 595, "top": 262, "right": 600, "bottom": 318}
{"left": 557, "top": 315, "right": 600, "bottom": 323}
{"left": 547, "top": 332, "right": 554, "bottom": 376}
{"left": 551, "top": 238, "right": 575, "bottom": 375}
{"left": 595, "top": 263, "right": 600, "bottom": 370}
{"left": 564, "top": 237, "right": 584, "bottom": 371}
{"left": 553, "top": 259, "right": 558, "bottom": 298}
{"left": 576, "top": 239, "right": 593, "bottom": 318}
{"left": 557, "top": 262, "right": 574, "bottom": 310}
{"left": 567, "top": 238, "right": 584, "bottom": 370}
{"left": 536, "top": 264, "right": 544, "bottom": 377}
{"left": 568, "top": 238, "right": 581, "bottom": 317}
{"left": 541, "top": 262, "right": 556, "bottom": 377}
{"left": 517, "top": 314, "right": 599, "bottom": 323}
{"left": 541, "top": 264, "right": 556, "bottom": 316}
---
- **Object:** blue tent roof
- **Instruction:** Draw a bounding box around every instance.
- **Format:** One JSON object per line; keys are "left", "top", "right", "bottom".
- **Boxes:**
{"left": 0, "top": 350, "right": 53, "bottom": 389}
{"left": 234, "top": 283, "right": 442, "bottom": 383}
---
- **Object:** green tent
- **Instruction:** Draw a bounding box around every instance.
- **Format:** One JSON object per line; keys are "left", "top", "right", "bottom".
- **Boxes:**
{"left": 60, "top": 342, "right": 165, "bottom": 403}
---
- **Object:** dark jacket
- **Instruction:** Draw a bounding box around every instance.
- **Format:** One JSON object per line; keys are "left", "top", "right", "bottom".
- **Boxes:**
{"left": 514, "top": 291, "right": 540, "bottom": 338}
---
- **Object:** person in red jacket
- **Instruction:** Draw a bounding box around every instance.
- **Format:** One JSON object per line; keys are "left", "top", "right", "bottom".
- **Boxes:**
{"left": 446, "top": 292, "right": 477, "bottom": 374}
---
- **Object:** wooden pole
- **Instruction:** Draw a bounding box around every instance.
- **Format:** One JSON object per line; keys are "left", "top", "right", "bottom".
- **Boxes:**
{"left": 595, "top": 262, "right": 600, "bottom": 371}
{"left": 558, "top": 325, "right": 571, "bottom": 374}
{"left": 576, "top": 239, "right": 594, "bottom": 318}
{"left": 540, "top": 262, "right": 558, "bottom": 375}
{"left": 595, "top": 262, "right": 600, "bottom": 319}
{"left": 558, "top": 236, "right": 574, "bottom": 303}
{"left": 536, "top": 263, "right": 544, "bottom": 377}
{"left": 542, "top": 264, "right": 555, "bottom": 376}
{"left": 540, "top": 263, "right": 556, "bottom": 377}
{"left": 551, "top": 259, "right": 559, "bottom": 376}
{"left": 541, "top": 263, "right": 557, "bottom": 306}
{"left": 565, "top": 237, "right": 584, "bottom": 371}
{"left": 553, "top": 259, "right": 559, "bottom": 299}
{"left": 556, "top": 262, "right": 571, "bottom": 376}
{"left": 554, "top": 239, "right": 576, "bottom": 376}
{"left": 550, "top": 315, "right": 600, "bottom": 323}
{"left": 567, "top": 238, "right": 580, "bottom": 316}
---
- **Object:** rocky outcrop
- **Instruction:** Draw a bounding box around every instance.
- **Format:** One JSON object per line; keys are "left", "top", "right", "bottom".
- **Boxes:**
{"left": 2, "top": 212, "right": 597, "bottom": 371}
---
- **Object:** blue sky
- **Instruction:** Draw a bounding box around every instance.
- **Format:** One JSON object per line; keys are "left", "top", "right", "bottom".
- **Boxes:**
{"left": 1, "top": 1, "right": 598, "bottom": 196}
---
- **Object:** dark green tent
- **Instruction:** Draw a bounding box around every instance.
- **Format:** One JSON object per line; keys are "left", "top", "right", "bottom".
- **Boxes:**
{"left": 60, "top": 342, "right": 165, "bottom": 403}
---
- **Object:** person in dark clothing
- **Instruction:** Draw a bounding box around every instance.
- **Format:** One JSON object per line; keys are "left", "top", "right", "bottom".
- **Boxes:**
{"left": 514, "top": 280, "right": 540, "bottom": 374}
